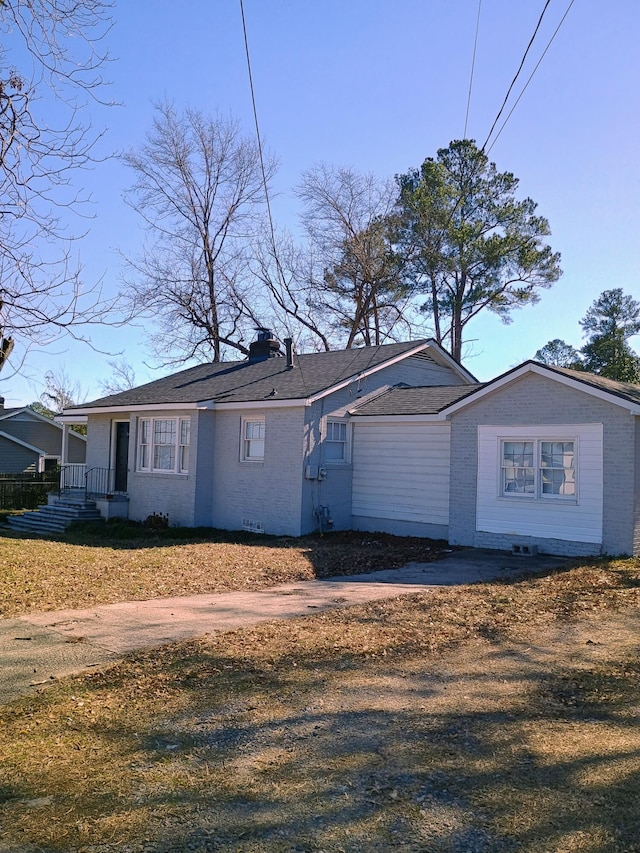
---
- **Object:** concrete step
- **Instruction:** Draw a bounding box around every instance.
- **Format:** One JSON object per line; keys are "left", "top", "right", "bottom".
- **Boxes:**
{"left": 54, "top": 499, "right": 98, "bottom": 510}
{"left": 37, "top": 505, "right": 103, "bottom": 520}
{"left": 6, "top": 501, "right": 105, "bottom": 536}
{"left": 7, "top": 515, "right": 68, "bottom": 534}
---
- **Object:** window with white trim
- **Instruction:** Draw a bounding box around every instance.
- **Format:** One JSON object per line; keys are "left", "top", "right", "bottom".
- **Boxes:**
{"left": 179, "top": 418, "right": 190, "bottom": 473}
{"left": 241, "top": 417, "right": 265, "bottom": 462}
{"left": 137, "top": 417, "right": 190, "bottom": 474}
{"left": 324, "top": 419, "right": 349, "bottom": 463}
{"left": 501, "top": 439, "right": 575, "bottom": 499}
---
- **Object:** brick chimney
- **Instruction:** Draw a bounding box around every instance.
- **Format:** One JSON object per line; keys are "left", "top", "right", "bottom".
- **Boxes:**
{"left": 248, "top": 328, "right": 282, "bottom": 363}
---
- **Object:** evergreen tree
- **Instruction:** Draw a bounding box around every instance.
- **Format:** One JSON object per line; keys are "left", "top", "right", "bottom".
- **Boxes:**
{"left": 580, "top": 289, "right": 640, "bottom": 382}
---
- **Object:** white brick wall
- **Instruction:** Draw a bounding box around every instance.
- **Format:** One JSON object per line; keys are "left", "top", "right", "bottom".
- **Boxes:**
{"left": 210, "top": 407, "right": 305, "bottom": 536}
{"left": 449, "top": 373, "right": 637, "bottom": 556}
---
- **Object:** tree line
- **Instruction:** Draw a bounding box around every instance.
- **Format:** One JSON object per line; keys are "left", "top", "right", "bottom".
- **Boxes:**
{"left": 535, "top": 289, "right": 640, "bottom": 382}
{"left": 120, "top": 105, "right": 561, "bottom": 367}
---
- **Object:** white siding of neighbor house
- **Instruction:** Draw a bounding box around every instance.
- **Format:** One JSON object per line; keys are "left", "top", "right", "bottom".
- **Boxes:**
{"left": 476, "top": 424, "right": 603, "bottom": 545}
{"left": 351, "top": 421, "right": 450, "bottom": 538}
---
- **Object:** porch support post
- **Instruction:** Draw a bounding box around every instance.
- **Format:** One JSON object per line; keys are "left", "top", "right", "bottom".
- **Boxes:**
{"left": 60, "top": 423, "right": 69, "bottom": 466}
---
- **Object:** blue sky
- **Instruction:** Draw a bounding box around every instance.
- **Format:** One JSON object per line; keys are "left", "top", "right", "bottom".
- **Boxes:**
{"left": 4, "top": 0, "right": 639, "bottom": 405}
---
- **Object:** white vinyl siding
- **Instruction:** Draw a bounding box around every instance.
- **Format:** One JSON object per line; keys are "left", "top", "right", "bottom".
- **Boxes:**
{"left": 477, "top": 424, "right": 603, "bottom": 544}
{"left": 352, "top": 422, "right": 450, "bottom": 524}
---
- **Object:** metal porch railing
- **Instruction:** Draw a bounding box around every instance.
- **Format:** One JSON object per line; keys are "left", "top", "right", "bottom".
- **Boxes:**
{"left": 59, "top": 464, "right": 87, "bottom": 494}
{"left": 84, "top": 467, "right": 124, "bottom": 500}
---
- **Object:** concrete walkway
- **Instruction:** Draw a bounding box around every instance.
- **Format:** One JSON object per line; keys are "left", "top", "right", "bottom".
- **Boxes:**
{"left": 0, "top": 549, "right": 570, "bottom": 705}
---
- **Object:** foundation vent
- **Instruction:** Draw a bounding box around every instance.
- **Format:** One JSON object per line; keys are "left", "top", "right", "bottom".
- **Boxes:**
{"left": 242, "top": 518, "right": 265, "bottom": 534}
{"left": 511, "top": 544, "right": 538, "bottom": 557}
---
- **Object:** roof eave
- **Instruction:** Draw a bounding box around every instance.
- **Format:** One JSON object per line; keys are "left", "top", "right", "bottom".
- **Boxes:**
{"left": 441, "top": 361, "right": 640, "bottom": 416}
{"left": 63, "top": 401, "right": 214, "bottom": 416}
{"left": 306, "top": 340, "right": 460, "bottom": 405}
{"left": 348, "top": 412, "right": 449, "bottom": 423}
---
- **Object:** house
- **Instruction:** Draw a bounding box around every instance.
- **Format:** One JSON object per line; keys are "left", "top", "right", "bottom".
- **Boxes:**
{"left": 60, "top": 331, "right": 473, "bottom": 532}
{"left": 0, "top": 400, "right": 86, "bottom": 474}
{"left": 60, "top": 331, "right": 640, "bottom": 556}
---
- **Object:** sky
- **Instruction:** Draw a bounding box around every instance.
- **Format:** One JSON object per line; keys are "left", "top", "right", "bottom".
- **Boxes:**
{"left": 3, "top": 0, "right": 640, "bottom": 406}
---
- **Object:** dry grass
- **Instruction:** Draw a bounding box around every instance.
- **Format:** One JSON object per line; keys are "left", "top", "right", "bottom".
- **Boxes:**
{"left": 0, "top": 525, "right": 442, "bottom": 616}
{"left": 1, "top": 528, "right": 640, "bottom": 852}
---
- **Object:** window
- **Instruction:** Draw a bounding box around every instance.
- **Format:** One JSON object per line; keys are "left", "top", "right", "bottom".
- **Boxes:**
{"left": 138, "top": 419, "right": 150, "bottom": 470}
{"left": 242, "top": 418, "right": 265, "bottom": 461}
{"left": 540, "top": 441, "right": 575, "bottom": 497}
{"left": 137, "top": 417, "right": 190, "bottom": 474}
{"left": 324, "top": 420, "right": 348, "bottom": 463}
{"left": 153, "top": 419, "right": 176, "bottom": 470}
{"left": 501, "top": 438, "right": 575, "bottom": 499}
{"left": 502, "top": 441, "right": 534, "bottom": 495}
{"left": 179, "top": 418, "right": 190, "bottom": 473}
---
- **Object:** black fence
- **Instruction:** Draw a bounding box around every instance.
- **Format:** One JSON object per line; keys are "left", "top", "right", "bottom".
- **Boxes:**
{"left": 0, "top": 472, "right": 59, "bottom": 511}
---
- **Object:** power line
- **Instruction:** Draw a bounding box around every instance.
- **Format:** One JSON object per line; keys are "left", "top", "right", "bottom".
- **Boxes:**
{"left": 239, "top": 0, "right": 277, "bottom": 252}
{"left": 239, "top": 0, "right": 312, "bottom": 394}
{"left": 481, "top": 0, "right": 553, "bottom": 151}
{"left": 486, "top": 0, "right": 576, "bottom": 154}
{"left": 464, "top": 0, "right": 482, "bottom": 139}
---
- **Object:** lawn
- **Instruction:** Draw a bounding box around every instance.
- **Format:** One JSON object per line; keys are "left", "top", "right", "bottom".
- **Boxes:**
{"left": 0, "top": 524, "right": 443, "bottom": 616}
{"left": 0, "top": 525, "right": 639, "bottom": 852}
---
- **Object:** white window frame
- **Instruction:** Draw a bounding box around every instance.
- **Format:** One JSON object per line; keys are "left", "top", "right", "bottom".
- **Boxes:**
{"left": 137, "top": 416, "right": 190, "bottom": 474}
{"left": 179, "top": 418, "right": 190, "bottom": 473}
{"left": 323, "top": 418, "right": 350, "bottom": 464}
{"left": 241, "top": 416, "right": 265, "bottom": 462}
{"left": 39, "top": 455, "right": 60, "bottom": 474}
{"left": 500, "top": 437, "right": 577, "bottom": 501}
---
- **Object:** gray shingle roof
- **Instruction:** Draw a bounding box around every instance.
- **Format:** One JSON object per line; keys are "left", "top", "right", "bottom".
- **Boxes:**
{"left": 545, "top": 363, "right": 640, "bottom": 406}
{"left": 351, "top": 384, "right": 483, "bottom": 416}
{"left": 70, "top": 341, "right": 437, "bottom": 410}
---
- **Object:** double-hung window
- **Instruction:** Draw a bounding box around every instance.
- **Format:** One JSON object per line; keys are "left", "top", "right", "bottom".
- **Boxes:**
{"left": 241, "top": 417, "right": 265, "bottom": 462}
{"left": 501, "top": 439, "right": 575, "bottom": 499}
{"left": 324, "top": 420, "right": 349, "bottom": 463}
{"left": 137, "top": 417, "right": 190, "bottom": 474}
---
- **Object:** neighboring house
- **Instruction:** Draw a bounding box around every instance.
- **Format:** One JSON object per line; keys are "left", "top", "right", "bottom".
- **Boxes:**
{"left": 61, "top": 331, "right": 640, "bottom": 556}
{"left": 0, "top": 400, "right": 86, "bottom": 474}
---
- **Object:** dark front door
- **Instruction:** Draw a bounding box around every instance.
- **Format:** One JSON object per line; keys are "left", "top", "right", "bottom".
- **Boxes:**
{"left": 114, "top": 422, "right": 130, "bottom": 492}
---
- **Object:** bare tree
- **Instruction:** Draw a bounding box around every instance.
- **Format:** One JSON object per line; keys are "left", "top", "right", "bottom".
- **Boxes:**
{"left": 99, "top": 358, "right": 136, "bottom": 395}
{"left": 40, "top": 367, "right": 87, "bottom": 413}
{"left": 248, "top": 230, "right": 333, "bottom": 352}
{"left": 294, "top": 164, "right": 417, "bottom": 348}
{"left": 0, "top": 0, "right": 119, "bottom": 372}
{"left": 122, "top": 102, "right": 274, "bottom": 365}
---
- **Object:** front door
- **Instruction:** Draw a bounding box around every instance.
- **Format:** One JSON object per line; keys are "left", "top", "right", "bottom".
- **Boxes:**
{"left": 114, "top": 422, "right": 130, "bottom": 492}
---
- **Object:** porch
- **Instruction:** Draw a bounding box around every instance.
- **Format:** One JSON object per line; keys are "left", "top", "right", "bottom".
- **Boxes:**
{"left": 59, "top": 465, "right": 129, "bottom": 521}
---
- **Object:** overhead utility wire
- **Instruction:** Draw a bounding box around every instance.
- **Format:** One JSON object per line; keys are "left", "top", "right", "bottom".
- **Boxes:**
{"left": 463, "top": 0, "right": 482, "bottom": 139}
{"left": 481, "top": 0, "right": 553, "bottom": 151}
{"left": 239, "top": 0, "right": 311, "bottom": 394}
{"left": 485, "top": 0, "right": 576, "bottom": 154}
{"left": 239, "top": 0, "right": 278, "bottom": 257}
